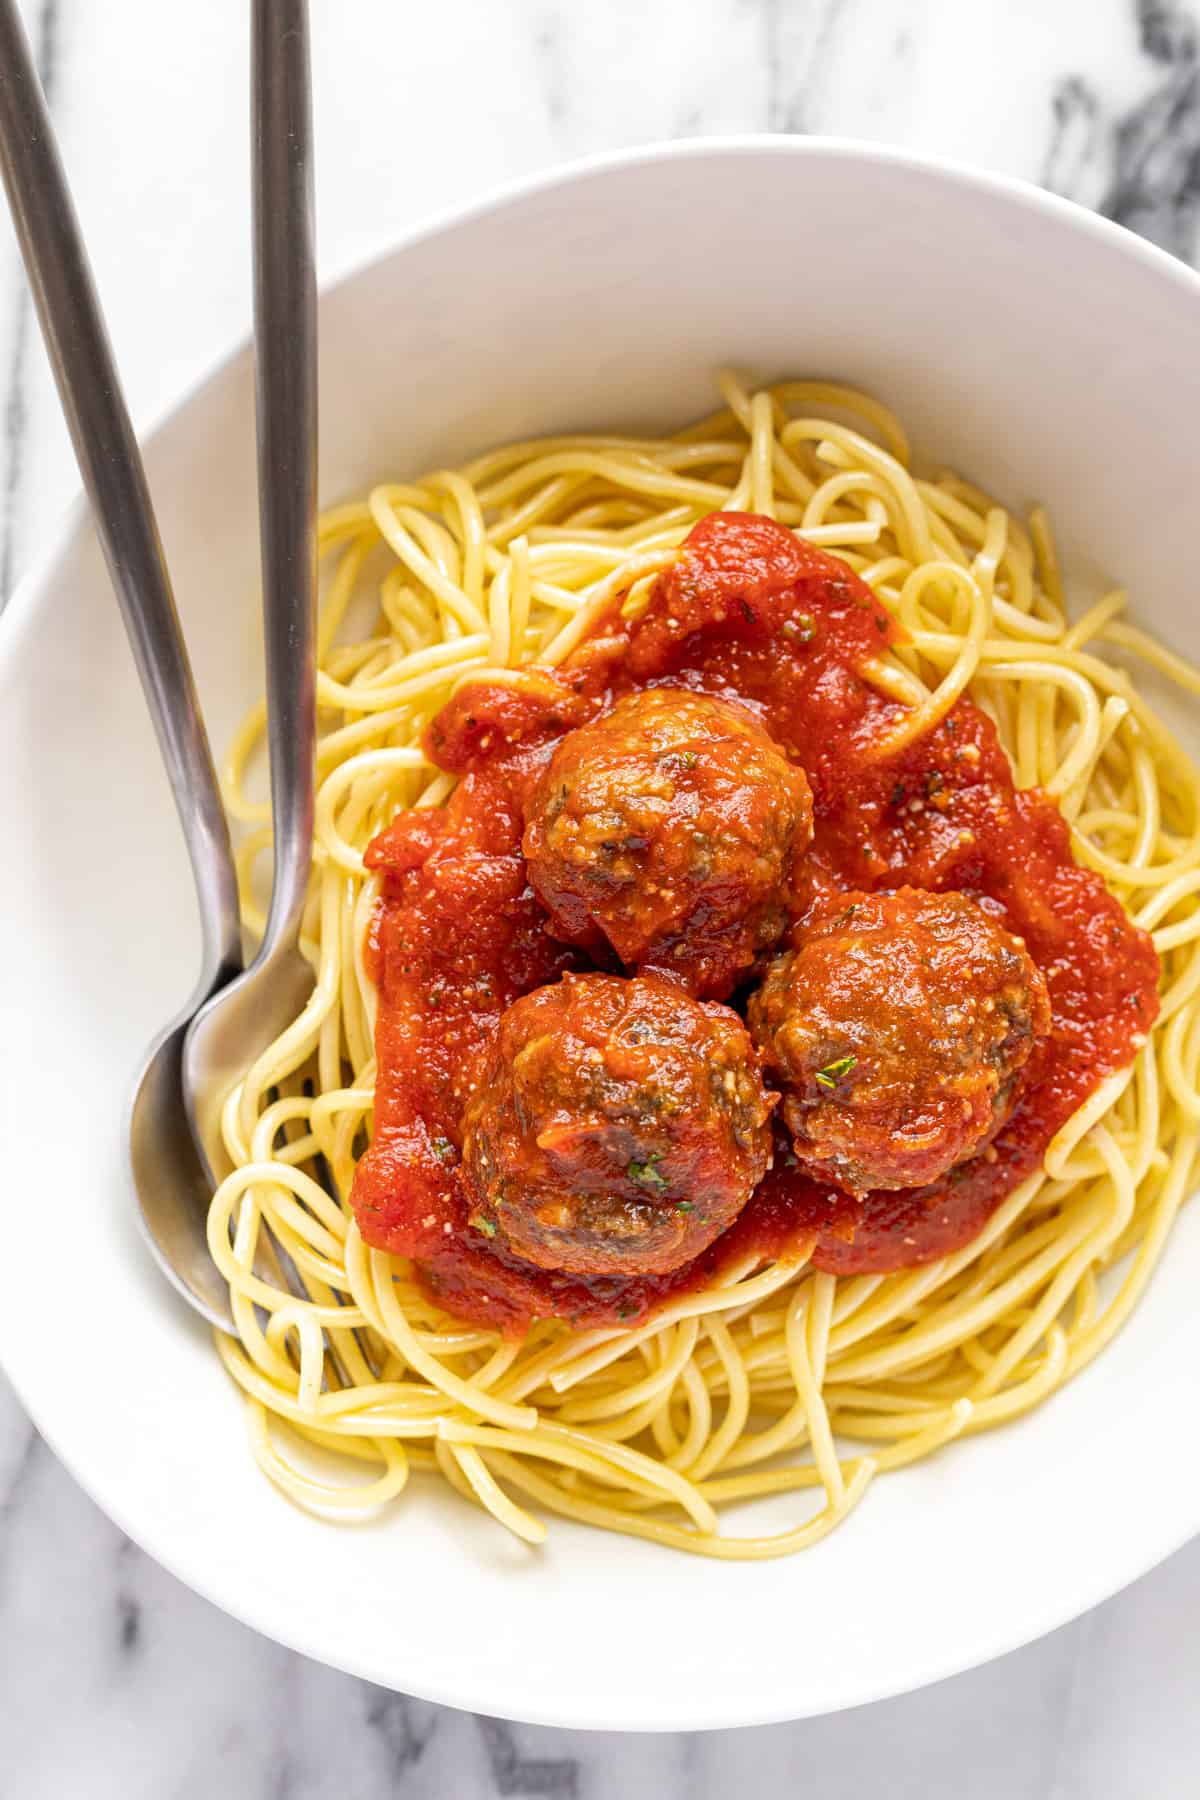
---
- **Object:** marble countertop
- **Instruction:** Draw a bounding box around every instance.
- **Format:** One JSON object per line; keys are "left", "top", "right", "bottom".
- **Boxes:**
{"left": 4, "top": 1, "right": 1200, "bottom": 1794}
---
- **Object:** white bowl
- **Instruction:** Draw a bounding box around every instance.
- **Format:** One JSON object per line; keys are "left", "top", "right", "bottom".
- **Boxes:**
{"left": 4, "top": 139, "right": 1200, "bottom": 1732}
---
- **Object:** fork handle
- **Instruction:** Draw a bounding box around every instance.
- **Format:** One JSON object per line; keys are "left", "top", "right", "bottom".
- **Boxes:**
{"left": 0, "top": 0, "right": 241, "bottom": 992}
{"left": 252, "top": 0, "right": 318, "bottom": 957}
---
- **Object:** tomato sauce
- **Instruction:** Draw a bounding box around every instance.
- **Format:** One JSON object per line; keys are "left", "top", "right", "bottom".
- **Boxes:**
{"left": 352, "top": 512, "right": 1161, "bottom": 1328}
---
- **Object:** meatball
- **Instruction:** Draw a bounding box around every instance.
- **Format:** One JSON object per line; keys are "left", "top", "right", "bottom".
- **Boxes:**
{"left": 523, "top": 687, "right": 813, "bottom": 997}
{"left": 748, "top": 887, "right": 1051, "bottom": 1195}
{"left": 460, "top": 971, "right": 774, "bottom": 1277}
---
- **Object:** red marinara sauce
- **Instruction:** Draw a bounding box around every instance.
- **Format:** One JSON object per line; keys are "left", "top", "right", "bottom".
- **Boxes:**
{"left": 351, "top": 512, "right": 1161, "bottom": 1329}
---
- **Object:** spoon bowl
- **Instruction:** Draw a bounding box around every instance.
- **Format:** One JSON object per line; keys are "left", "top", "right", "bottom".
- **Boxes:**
{"left": 131, "top": 1009, "right": 239, "bottom": 1331}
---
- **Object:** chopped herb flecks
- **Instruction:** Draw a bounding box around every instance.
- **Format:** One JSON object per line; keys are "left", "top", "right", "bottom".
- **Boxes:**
{"left": 815, "top": 1054, "right": 857, "bottom": 1089}
{"left": 782, "top": 613, "right": 815, "bottom": 645}
{"left": 470, "top": 1214, "right": 497, "bottom": 1237}
{"left": 628, "top": 1153, "right": 669, "bottom": 1191}
{"left": 431, "top": 1134, "right": 456, "bottom": 1163}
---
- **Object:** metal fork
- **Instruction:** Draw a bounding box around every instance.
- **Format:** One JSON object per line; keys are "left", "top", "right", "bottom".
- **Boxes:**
{"left": 182, "top": 0, "right": 318, "bottom": 1189}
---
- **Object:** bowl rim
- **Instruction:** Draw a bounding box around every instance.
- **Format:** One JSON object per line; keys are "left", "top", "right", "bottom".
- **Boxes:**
{"left": 4, "top": 132, "right": 1200, "bottom": 1730}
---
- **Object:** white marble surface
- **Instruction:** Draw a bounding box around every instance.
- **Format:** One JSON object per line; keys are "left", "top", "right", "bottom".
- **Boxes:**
{"left": 4, "top": 1, "right": 1200, "bottom": 1793}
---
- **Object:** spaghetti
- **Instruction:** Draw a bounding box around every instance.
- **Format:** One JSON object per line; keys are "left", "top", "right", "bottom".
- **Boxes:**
{"left": 207, "top": 374, "right": 1200, "bottom": 1557}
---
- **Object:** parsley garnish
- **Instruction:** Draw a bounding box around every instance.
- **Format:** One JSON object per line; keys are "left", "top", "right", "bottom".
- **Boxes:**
{"left": 470, "top": 1214, "right": 497, "bottom": 1237}
{"left": 628, "top": 1153, "right": 669, "bottom": 1191}
{"left": 782, "top": 613, "right": 815, "bottom": 644}
{"left": 675, "top": 1200, "right": 694, "bottom": 1212}
{"left": 815, "top": 1054, "right": 856, "bottom": 1089}
{"left": 431, "top": 1134, "right": 455, "bottom": 1163}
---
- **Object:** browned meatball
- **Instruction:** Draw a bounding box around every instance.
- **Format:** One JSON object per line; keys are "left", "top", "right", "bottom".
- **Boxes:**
{"left": 748, "top": 888, "right": 1051, "bottom": 1195}
{"left": 460, "top": 971, "right": 774, "bottom": 1277}
{"left": 523, "top": 687, "right": 813, "bottom": 997}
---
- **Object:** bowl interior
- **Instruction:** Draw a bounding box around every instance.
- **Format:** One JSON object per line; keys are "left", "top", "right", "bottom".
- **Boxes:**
{"left": 3, "top": 142, "right": 1200, "bottom": 1729}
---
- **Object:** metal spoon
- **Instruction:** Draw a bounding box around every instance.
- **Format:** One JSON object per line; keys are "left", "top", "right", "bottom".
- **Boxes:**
{"left": 0, "top": 0, "right": 243, "bottom": 1328}
{"left": 183, "top": 0, "right": 318, "bottom": 1192}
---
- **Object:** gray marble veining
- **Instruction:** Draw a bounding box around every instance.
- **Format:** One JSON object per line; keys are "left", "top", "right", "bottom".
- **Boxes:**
{"left": 4, "top": 1, "right": 1200, "bottom": 1793}
{"left": 1045, "top": 0, "right": 1200, "bottom": 257}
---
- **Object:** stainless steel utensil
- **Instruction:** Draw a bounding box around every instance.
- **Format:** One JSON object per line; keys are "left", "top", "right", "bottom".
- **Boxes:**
{"left": 183, "top": 0, "right": 318, "bottom": 1190}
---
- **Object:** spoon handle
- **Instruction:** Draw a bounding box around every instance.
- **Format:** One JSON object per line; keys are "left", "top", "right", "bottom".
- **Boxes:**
{"left": 252, "top": 0, "right": 318, "bottom": 956}
{"left": 0, "top": 0, "right": 241, "bottom": 994}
